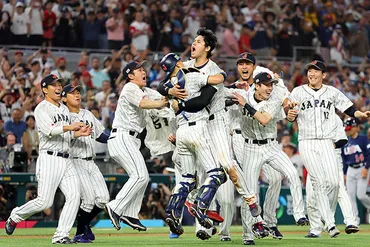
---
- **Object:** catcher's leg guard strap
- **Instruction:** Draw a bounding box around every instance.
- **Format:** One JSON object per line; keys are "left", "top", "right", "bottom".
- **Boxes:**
{"left": 166, "top": 174, "right": 196, "bottom": 219}
{"left": 196, "top": 168, "right": 226, "bottom": 210}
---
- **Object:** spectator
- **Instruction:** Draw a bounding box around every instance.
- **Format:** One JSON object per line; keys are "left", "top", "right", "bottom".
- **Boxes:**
{"left": 81, "top": 71, "right": 94, "bottom": 90}
{"left": 130, "top": 11, "right": 152, "bottom": 52}
{"left": 77, "top": 61, "right": 88, "bottom": 74}
{"left": 168, "top": 8, "right": 183, "bottom": 52}
{"left": 349, "top": 19, "right": 369, "bottom": 63}
{"left": 50, "top": 57, "right": 72, "bottom": 80}
{"left": 22, "top": 115, "right": 38, "bottom": 162}
{"left": 83, "top": 10, "right": 101, "bottom": 49}
{"left": 26, "top": 48, "right": 56, "bottom": 71}
{"left": 0, "top": 184, "right": 12, "bottom": 220}
{"left": 11, "top": 2, "right": 30, "bottom": 45}
{"left": 42, "top": 1, "right": 56, "bottom": 47}
{"left": 4, "top": 108, "right": 27, "bottom": 144}
{"left": 0, "top": 8, "right": 12, "bottom": 45}
{"left": 28, "top": 60, "right": 42, "bottom": 87}
{"left": 329, "top": 24, "right": 347, "bottom": 64}
{"left": 54, "top": 7, "right": 74, "bottom": 47}
{"left": 183, "top": 4, "right": 201, "bottom": 40}
{"left": 246, "top": 13, "right": 273, "bottom": 57}
{"left": 0, "top": 119, "right": 5, "bottom": 147}
{"left": 221, "top": 23, "right": 239, "bottom": 56}
{"left": 89, "top": 57, "right": 110, "bottom": 89}
{"left": 105, "top": 8, "right": 125, "bottom": 50}
{"left": 148, "top": 2, "right": 167, "bottom": 51}
{"left": 0, "top": 58, "right": 11, "bottom": 89}
{"left": 0, "top": 90, "right": 21, "bottom": 123}
{"left": 97, "top": 7, "right": 108, "bottom": 49}
{"left": 275, "top": 18, "right": 297, "bottom": 58}
{"left": 25, "top": 0, "right": 43, "bottom": 46}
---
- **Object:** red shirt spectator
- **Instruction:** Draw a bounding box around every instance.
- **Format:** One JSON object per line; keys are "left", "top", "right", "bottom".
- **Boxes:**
{"left": 43, "top": 1, "right": 56, "bottom": 44}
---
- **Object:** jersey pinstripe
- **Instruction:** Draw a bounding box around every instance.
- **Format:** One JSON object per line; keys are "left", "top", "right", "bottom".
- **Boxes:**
{"left": 35, "top": 101, "right": 71, "bottom": 153}
{"left": 69, "top": 109, "right": 105, "bottom": 158}
{"left": 289, "top": 85, "right": 353, "bottom": 140}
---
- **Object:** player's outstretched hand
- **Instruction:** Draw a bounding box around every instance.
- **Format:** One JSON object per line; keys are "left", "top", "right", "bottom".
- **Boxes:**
{"left": 159, "top": 96, "right": 169, "bottom": 107}
{"left": 361, "top": 168, "right": 368, "bottom": 179}
{"left": 232, "top": 92, "right": 246, "bottom": 106}
{"left": 355, "top": 110, "right": 370, "bottom": 118}
{"left": 235, "top": 81, "right": 250, "bottom": 90}
{"left": 70, "top": 122, "right": 85, "bottom": 131}
{"left": 74, "top": 126, "right": 92, "bottom": 138}
{"left": 169, "top": 85, "right": 188, "bottom": 100}
{"left": 287, "top": 109, "right": 298, "bottom": 121}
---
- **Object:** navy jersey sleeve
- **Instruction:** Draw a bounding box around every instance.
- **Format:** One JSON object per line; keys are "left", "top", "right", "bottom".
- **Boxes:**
{"left": 341, "top": 146, "right": 349, "bottom": 175}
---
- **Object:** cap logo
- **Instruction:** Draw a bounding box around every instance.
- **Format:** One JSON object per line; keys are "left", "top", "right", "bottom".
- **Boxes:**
{"left": 42, "top": 82, "right": 46, "bottom": 87}
{"left": 312, "top": 60, "right": 317, "bottom": 65}
{"left": 126, "top": 68, "right": 130, "bottom": 73}
{"left": 162, "top": 64, "right": 167, "bottom": 71}
{"left": 256, "top": 79, "right": 260, "bottom": 83}
{"left": 52, "top": 75, "right": 57, "bottom": 79}
{"left": 267, "top": 74, "right": 271, "bottom": 78}
{"left": 242, "top": 53, "right": 248, "bottom": 59}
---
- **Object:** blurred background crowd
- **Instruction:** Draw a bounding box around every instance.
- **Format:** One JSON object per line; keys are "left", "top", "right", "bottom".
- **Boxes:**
{"left": 1, "top": 0, "right": 370, "bottom": 222}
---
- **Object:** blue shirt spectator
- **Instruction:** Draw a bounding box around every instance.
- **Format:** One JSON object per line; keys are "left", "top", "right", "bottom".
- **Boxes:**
{"left": 4, "top": 109, "right": 27, "bottom": 144}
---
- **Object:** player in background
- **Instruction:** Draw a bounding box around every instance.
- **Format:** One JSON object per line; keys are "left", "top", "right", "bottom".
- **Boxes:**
{"left": 287, "top": 60, "right": 370, "bottom": 237}
{"left": 233, "top": 72, "right": 308, "bottom": 245}
{"left": 305, "top": 115, "right": 359, "bottom": 238}
{"left": 342, "top": 118, "right": 370, "bottom": 225}
{"left": 5, "top": 74, "right": 91, "bottom": 244}
{"left": 105, "top": 61, "right": 168, "bottom": 231}
{"left": 61, "top": 84, "right": 110, "bottom": 243}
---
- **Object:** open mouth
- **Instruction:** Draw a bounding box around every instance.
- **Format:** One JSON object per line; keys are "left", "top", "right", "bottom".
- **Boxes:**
{"left": 191, "top": 46, "right": 196, "bottom": 53}
{"left": 55, "top": 91, "right": 61, "bottom": 96}
{"left": 143, "top": 76, "right": 146, "bottom": 81}
{"left": 242, "top": 71, "right": 249, "bottom": 78}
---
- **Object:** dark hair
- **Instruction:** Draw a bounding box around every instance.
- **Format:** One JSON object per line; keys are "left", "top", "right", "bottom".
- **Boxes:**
{"left": 25, "top": 115, "right": 35, "bottom": 122}
{"left": 196, "top": 27, "right": 217, "bottom": 58}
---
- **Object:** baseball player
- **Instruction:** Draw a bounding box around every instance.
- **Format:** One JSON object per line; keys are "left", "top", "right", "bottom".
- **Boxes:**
{"left": 61, "top": 84, "right": 110, "bottom": 243}
{"left": 342, "top": 117, "right": 370, "bottom": 225}
{"left": 5, "top": 74, "right": 91, "bottom": 244}
{"left": 305, "top": 115, "right": 359, "bottom": 238}
{"left": 181, "top": 28, "right": 260, "bottom": 240}
{"left": 158, "top": 52, "right": 228, "bottom": 236}
{"left": 287, "top": 60, "right": 370, "bottom": 237}
{"left": 105, "top": 61, "right": 168, "bottom": 231}
{"left": 233, "top": 72, "right": 308, "bottom": 245}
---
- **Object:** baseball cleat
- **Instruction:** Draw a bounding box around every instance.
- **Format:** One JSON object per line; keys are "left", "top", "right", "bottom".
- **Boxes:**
{"left": 328, "top": 226, "right": 340, "bottom": 238}
{"left": 169, "top": 232, "right": 180, "bottom": 239}
{"left": 249, "top": 203, "right": 261, "bottom": 217}
{"left": 73, "top": 234, "right": 92, "bottom": 243}
{"left": 296, "top": 217, "right": 310, "bottom": 226}
{"left": 52, "top": 237, "right": 75, "bottom": 244}
{"left": 189, "top": 205, "right": 213, "bottom": 229}
{"left": 211, "top": 226, "right": 217, "bottom": 235}
{"left": 252, "top": 222, "right": 269, "bottom": 239}
{"left": 266, "top": 226, "right": 283, "bottom": 239}
{"left": 304, "top": 233, "right": 320, "bottom": 238}
{"left": 220, "top": 237, "right": 231, "bottom": 241}
{"left": 345, "top": 225, "right": 359, "bottom": 234}
{"left": 165, "top": 215, "right": 184, "bottom": 235}
{"left": 5, "top": 218, "right": 17, "bottom": 235}
{"left": 105, "top": 205, "right": 121, "bottom": 230}
{"left": 120, "top": 215, "right": 147, "bottom": 231}
{"left": 84, "top": 225, "right": 95, "bottom": 241}
{"left": 185, "top": 200, "right": 224, "bottom": 223}
{"left": 243, "top": 240, "right": 255, "bottom": 245}
{"left": 196, "top": 230, "right": 211, "bottom": 240}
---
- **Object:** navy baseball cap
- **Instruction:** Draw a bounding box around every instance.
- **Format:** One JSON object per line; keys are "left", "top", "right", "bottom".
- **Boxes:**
{"left": 254, "top": 72, "right": 278, "bottom": 85}
{"left": 237, "top": 52, "right": 256, "bottom": 65}
{"left": 160, "top": 53, "right": 181, "bottom": 74}
{"left": 305, "top": 60, "right": 327, "bottom": 73}
{"left": 122, "top": 60, "right": 149, "bottom": 80}
{"left": 41, "top": 74, "right": 64, "bottom": 88}
{"left": 61, "top": 84, "right": 82, "bottom": 97}
{"left": 344, "top": 118, "right": 360, "bottom": 131}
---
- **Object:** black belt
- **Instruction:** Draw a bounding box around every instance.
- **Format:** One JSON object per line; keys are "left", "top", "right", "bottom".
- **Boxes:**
{"left": 245, "top": 138, "right": 275, "bottom": 145}
{"left": 111, "top": 128, "right": 140, "bottom": 138}
{"left": 235, "top": 129, "right": 242, "bottom": 134}
{"left": 46, "top": 151, "right": 69, "bottom": 158}
{"left": 349, "top": 163, "right": 364, "bottom": 169}
{"left": 73, "top": 157, "right": 94, "bottom": 161}
{"left": 209, "top": 114, "right": 215, "bottom": 121}
{"left": 188, "top": 122, "right": 196, "bottom": 126}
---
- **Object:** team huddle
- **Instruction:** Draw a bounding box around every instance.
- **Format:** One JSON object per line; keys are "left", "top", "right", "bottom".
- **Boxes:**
{"left": 4, "top": 27, "right": 370, "bottom": 245}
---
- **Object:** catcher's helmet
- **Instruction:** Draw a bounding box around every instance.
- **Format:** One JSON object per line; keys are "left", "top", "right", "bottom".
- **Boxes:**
{"left": 160, "top": 53, "right": 181, "bottom": 74}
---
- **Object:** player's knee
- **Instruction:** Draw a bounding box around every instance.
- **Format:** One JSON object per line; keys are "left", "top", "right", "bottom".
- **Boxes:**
{"left": 137, "top": 173, "right": 150, "bottom": 186}
{"left": 207, "top": 167, "right": 227, "bottom": 185}
{"left": 35, "top": 196, "right": 54, "bottom": 210}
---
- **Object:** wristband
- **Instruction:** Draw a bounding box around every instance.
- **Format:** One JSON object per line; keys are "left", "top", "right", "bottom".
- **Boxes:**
{"left": 178, "top": 100, "right": 186, "bottom": 112}
{"left": 244, "top": 103, "right": 257, "bottom": 116}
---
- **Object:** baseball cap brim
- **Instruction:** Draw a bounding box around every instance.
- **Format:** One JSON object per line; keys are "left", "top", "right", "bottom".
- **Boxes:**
{"left": 62, "top": 85, "right": 82, "bottom": 97}
{"left": 259, "top": 78, "right": 279, "bottom": 85}
{"left": 304, "top": 64, "right": 324, "bottom": 72}
{"left": 236, "top": 57, "right": 255, "bottom": 64}
{"left": 135, "top": 60, "right": 150, "bottom": 71}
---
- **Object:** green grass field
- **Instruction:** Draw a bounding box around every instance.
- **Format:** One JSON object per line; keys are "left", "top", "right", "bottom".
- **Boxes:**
{"left": 0, "top": 225, "right": 369, "bottom": 246}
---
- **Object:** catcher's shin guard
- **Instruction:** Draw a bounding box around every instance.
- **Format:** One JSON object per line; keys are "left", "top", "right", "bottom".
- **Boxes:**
{"left": 196, "top": 167, "right": 227, "bottom": 211}
{"left": 166, "top": 174, "right": 196, "bottom": 219}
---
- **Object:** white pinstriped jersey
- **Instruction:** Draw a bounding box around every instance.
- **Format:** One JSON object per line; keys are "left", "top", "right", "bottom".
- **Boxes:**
{"left": 34, "top": 100, "right": 71, "bottom": 153}
{"left": 183, "top": 59, "right": 224, "bottom": 115}
{"left": 112, "top": 82, "right": 148, "bottom": 133}
{"left": 145, "top": 107, "right": 176, "bottom": 156}
{"left": 334, "top": 115, "right": 347, "bottom": 142}
{"left": 69, "top": 109, "right": 105, "bottom": 158}
{"left": 225, "top": 88, "right": 247, "bottom": 131}
{"left": 177, "top": 72, "right": 210, "bottom": 126}
{"left": 240, "top": 89, "right": 283, "bottom": 140}
{"left": 289, "top": 84, "right": 353, "bottom": 140}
